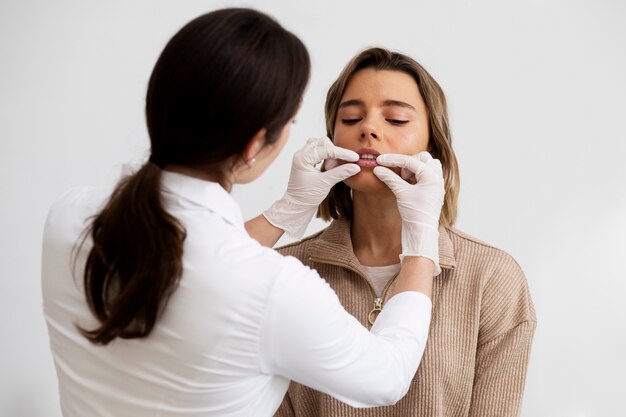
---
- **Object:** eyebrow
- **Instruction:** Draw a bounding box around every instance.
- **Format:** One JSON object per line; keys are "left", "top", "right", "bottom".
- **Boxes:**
{"left": 338, "top": 99, "right": 416, "bottom": 111}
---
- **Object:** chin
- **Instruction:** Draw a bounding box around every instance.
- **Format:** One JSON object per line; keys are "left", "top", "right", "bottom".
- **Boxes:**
{"left": 344, "top": 170, "right": 391, "bottom": 193}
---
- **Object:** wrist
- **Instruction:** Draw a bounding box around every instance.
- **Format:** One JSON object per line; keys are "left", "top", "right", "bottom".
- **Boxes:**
{"left": 393, "top": 256, "right": 435, "bottom": 299}
{"left": 245, "top": 214, "right": 284, "bottom": 247}
{"left": 399, "top": 255, "right": 435, "bottom": 273}
{"left": 263, "top": 197, "right": 316, "bottom": 239}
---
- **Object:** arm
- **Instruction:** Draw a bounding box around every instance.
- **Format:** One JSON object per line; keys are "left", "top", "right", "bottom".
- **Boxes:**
{"left": 263, "top": 137, "right": 360, "bottom": 240}
{"left": 468, "top": 254, "right": 537, "bottom": 417}
{"left": 247, "top": 137, "right": 360, "bottom": 247}
{"left": 390, "top": 256, "right": 434, "bottom": 299}
{"left": 245, "top": 215, "right": 284, "bottom": 248}
{"left": 468, "top": 321, "right": 536, "bottom": 417}
{"left": 261, "top": 152, "right": 443, "bottom": 407}
{"left": 375, "top": 152, "right": 445, "bottom": 278}
{"left": 259, "top": 259, "right": 433, "bottom": 408}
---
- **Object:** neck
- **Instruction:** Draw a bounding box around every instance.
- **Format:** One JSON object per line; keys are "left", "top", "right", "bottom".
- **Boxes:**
{"left": 351, "top": 189, "right": 402, "bottom": 266}
{"left": 165, "top": 165, "right": 233, "bottom": 192}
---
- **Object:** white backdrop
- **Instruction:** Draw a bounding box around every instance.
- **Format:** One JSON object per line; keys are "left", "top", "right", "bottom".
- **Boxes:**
{"left": 1, "top": 1, "right": 625, "bottom": 416}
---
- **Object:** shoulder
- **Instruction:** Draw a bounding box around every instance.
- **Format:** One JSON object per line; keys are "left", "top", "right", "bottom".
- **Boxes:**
{"left": 48, "top": 186, "right": 109, "bottom": 212}
{"left": 446, "top": 227, "right": 536, "bottom": 329}
{"left": 447, "top": 226, "right": 516, "bottom": 258}
{"left": 44, "top": 186, "right": 110, "bottom": 236}
{"left": 186, "top": 222, "right": 317, "bottom": 291}
{"left": 446, "top": 226, "right": 526, "bottom": 285}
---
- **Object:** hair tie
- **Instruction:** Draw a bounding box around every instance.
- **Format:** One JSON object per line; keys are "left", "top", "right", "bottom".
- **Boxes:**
{"left": 148, "top": 154, "right": 166, "bottom": 169}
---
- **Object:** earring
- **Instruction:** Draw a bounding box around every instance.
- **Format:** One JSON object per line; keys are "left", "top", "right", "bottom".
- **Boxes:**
{"left": 246, "top": 158, "right": 256, "bottom": 168}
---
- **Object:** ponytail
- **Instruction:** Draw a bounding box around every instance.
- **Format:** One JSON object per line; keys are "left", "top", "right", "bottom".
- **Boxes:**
{"left": 78, "top": 163, "right": 186, "bottom": 345}
{"left": 76, "top": 7, "right": 310, "bottom": 345}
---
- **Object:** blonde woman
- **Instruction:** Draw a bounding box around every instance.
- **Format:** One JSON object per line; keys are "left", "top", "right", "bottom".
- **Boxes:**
{"left": 275, "top": 48, "right": 536, "bottom": 417}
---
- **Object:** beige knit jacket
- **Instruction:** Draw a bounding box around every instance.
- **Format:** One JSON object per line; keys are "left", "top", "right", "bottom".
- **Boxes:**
{"left": 274, "top": 219, "right": 536, "bottom": 417}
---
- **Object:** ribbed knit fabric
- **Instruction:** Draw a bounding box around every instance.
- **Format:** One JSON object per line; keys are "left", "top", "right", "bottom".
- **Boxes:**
{"left": 274, "top": 219, "right": 536, "bottom": 417}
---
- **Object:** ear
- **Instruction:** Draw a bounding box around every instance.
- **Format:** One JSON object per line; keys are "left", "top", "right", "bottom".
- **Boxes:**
{"left": 243, "top": 128, "right": 267, "bottom": 163}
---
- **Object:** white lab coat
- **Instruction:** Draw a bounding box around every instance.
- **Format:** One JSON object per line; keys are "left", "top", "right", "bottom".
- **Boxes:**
{"left": 42, "top": 171, "right": 432, "bottom": 417}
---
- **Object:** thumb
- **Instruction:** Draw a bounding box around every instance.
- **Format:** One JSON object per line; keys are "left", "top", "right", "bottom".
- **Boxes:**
{"left": 373, "top": 166, "right": 405, "bottom": 195}
{"left": 322, "top": 163, "right": 361, "bottom": 185}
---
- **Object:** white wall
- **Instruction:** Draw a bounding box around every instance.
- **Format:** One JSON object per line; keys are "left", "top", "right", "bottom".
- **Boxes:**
{"left": 1, "top": 0, "right": 625, "bottom": 416}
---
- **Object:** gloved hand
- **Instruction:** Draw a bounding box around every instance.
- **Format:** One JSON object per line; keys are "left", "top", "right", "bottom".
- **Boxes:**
{"left": 263, "top": 137, "right": 361, "bottom": 239}
{"left": 373, "top": 152, "right": 445, "bottom": 275}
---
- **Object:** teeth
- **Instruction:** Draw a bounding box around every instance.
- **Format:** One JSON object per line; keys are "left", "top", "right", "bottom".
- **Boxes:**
{"left": 360, "top": 154, "right": 377, "bottom": 160}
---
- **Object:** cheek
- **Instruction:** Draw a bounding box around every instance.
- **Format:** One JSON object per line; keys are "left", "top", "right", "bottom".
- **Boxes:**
{"left": 392, "top": 131, "right": 429, "bottom": 155}
{"left": 332, "top": 123, "right": 356, "bottom": 149}
{"left": 331, "top": 130, "right": 346, "bottom": 148}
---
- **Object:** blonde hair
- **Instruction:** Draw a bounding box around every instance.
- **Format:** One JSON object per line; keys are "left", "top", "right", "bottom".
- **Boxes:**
{"left": 318, "top": 47, "right": 460, "bottom": 226}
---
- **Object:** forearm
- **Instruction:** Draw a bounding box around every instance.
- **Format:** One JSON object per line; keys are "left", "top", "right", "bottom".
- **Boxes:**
{"left": 245, "top": 214, "right": 284, "bottom": 247}
{"left": 390, "top": 256, "right": 434, "bottom": 299}
{"left": 263, "top": 264, "right": 432, "bottom": 408}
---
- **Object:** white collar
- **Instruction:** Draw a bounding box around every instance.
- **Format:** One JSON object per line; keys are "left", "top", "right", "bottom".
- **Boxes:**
{"left": 160, "top": 171, "right": 245, "bottom": 232}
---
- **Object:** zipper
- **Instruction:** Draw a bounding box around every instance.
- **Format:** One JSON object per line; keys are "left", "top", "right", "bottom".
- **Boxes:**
{"left": 368, "top": 297, "right": 383, "bottom": 325}
{"left": 308, "top": 255, "right": 400, "bottom": 326}
{"left": 369, "top": 272, "right": 400, "bottom": 325}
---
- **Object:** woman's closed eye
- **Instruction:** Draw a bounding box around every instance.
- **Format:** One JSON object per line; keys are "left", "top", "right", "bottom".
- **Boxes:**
{"left": 387, "top": 119, "right": 409, "bottom": 126}
{"left": 340, "top": 118, "right": 410, "bottom": 126}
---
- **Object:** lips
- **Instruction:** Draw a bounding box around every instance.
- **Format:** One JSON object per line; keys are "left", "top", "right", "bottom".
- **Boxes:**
{"left": 356, "top": 148, "right": 380, "bottom": 168}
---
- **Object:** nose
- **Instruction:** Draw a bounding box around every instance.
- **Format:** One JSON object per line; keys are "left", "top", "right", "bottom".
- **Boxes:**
{"left": 360, "top": 131, "right": 378, "bottom": 139}
{"left": 360, "top": 122, "right": 381, "bottom": 141}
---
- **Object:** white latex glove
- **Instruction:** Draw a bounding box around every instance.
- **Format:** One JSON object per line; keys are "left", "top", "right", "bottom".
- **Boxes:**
{"left": 264, "top": 137, "right": 361, "bottom": 239}
{"left": 373, "top": 152, "right": 445, "bottom": 275}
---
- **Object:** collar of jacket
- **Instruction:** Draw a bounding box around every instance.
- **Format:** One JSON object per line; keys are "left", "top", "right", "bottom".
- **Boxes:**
{"left": 160, "top": 171, "right": 245, "bottom": 233}
{"left": 306, "top": 219, "right": 457, "bottom": 277}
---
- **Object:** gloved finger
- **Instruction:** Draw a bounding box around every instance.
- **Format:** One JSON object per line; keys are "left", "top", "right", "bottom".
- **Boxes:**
{"left": 314, "top": 139, "right": 359, "bottom": 164}
{"left": 429, "top": 158, "right": 444, "bottom": 177}
{"left": 376, "top": 153, "right": 426, "bottom": 177}
{"left": 416, "top": 151, "right": 434, "bottom": 163}
{"left": 321, "top": 146, "right": 360, "bottom": 163}
{"left": 299, "top": 137, "right": 359, "bottom": 166}
{"left": 399, "top": 152, "right": 432, "bottom": 182}
{"left": 305, "top": 137, "right": 322, "bottom": 146}
{"left": 321, "top": 163, "right": 361, "bottom": 184}
{"left": 415, "top": 152, "right": 444, "bottom": 178}
{"left": 373, "top": 166, "right": 406, "bottom": 195}
{"left": 296, "top": 137, "right": 329, "bottom": 165}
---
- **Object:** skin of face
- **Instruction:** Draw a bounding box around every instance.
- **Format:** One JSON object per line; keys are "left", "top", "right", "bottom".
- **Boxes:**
{"left": 333, "top": 68, "right": 430, "bottom": 193}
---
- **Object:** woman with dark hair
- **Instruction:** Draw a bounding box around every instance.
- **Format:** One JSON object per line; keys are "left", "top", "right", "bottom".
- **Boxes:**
{"left": 275, "top": 47, "right": 536, "bottom": 417}
{"left": 42, "top": 10, "right": 446, "bottom": 417}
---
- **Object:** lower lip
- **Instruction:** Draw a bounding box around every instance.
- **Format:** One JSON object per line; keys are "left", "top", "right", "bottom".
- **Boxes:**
{"left": 357, "top": 159, "right": 378, "bottom": 168}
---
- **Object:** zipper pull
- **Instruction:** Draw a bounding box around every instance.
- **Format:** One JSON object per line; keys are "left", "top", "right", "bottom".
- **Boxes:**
{"left": 368, "top": 297, "right": 383, "bottom": 325}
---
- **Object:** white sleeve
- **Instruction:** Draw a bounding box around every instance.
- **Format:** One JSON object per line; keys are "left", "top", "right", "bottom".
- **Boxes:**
{"left": 258, "top": 257, "right": 432, "bottom": 408}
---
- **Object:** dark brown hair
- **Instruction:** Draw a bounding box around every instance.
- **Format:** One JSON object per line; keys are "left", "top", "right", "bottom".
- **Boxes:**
{"left": 79, "top": 8, "right": 310, "bottom": 345}
{"left": 318, "top": 47, "right": 459, "bottom": 226}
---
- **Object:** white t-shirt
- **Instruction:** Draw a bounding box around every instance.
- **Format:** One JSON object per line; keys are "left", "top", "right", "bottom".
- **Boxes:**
{"left": 42, "top": 171, "right": 432, "bottom": 417}
{"left": 362, "top": 263, "right": 402, "bottom": 297}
